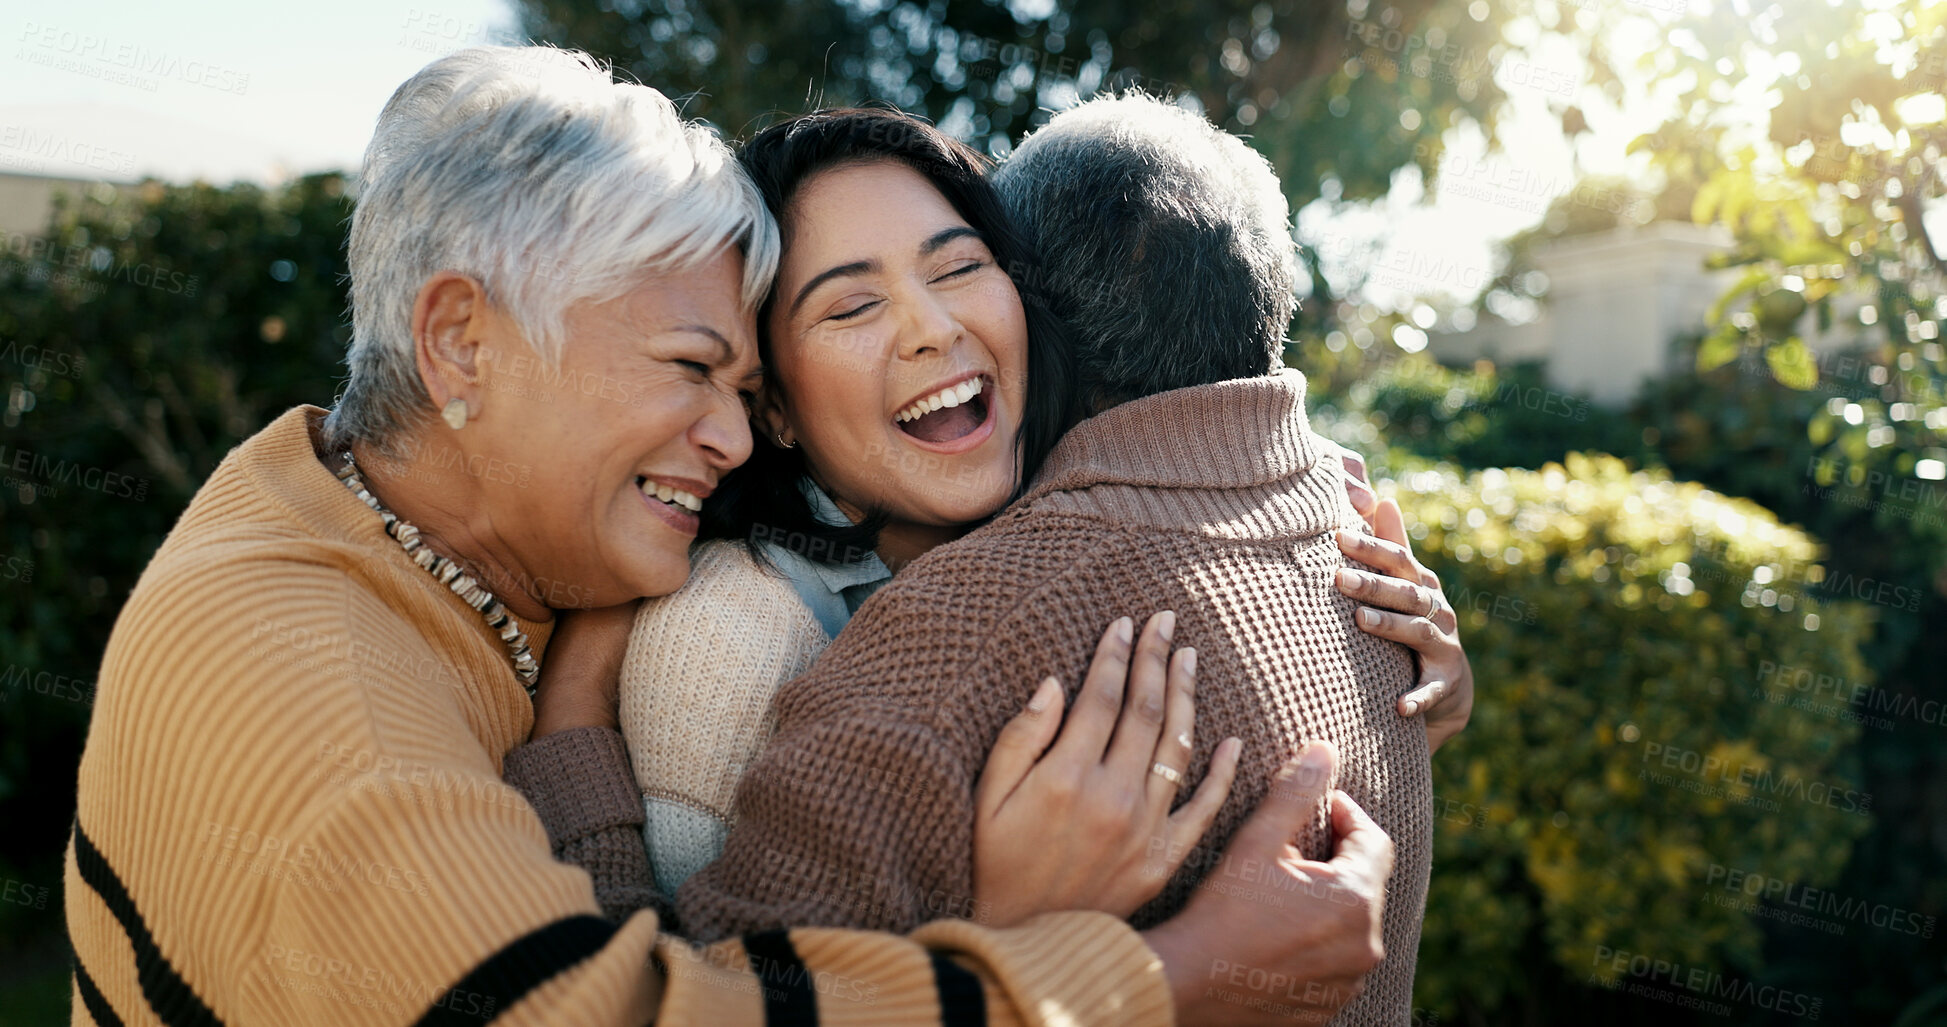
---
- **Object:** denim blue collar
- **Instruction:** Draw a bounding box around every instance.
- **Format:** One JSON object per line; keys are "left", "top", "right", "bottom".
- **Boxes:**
{"left": 756, "top": 480, "right": 892, "bottom": 639}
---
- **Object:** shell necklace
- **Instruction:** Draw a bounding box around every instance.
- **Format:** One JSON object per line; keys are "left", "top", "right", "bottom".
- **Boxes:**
{"left": 335, "top": 451, "right": 541, "bottom": 694}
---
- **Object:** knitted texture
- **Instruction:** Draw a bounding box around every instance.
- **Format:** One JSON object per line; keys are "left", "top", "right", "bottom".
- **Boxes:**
{"left": 501, "top": 726, "right": 673, "bottom": 924}
{"left": 620, "top": 539, "right": 831, "bottom": 894}
{"left": 65, "top": 405, "right": 1175, "bottom": 1027}
{"left": 679, "top": 371, "right": 1432, "bottom": 1026}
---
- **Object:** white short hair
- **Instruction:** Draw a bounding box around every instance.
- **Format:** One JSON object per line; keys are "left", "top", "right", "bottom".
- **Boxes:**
{"left": 332, "top": 46, "right": 779, "bottom": 450}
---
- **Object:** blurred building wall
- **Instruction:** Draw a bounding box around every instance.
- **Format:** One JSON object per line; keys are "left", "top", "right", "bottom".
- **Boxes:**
{"left": 0, "top": 172, "right": 133, "bottom": 238}
{"left": 1429, "top": 221, "right": 1863, "bottom": 405}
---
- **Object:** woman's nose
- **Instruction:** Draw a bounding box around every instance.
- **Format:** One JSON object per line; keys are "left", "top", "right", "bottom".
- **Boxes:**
{"left": 692, "top": 393, "right": 753, "bottom": 470}
{"left": 896, "top": 291, "right": 962, "bottom": 361}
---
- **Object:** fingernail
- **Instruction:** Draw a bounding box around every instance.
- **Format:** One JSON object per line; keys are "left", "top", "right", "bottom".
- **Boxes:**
{"left": 1360, "top": 607, "right": 1381, "bottom": 628}
{"left": 1157, "top": 610, "right": 1176, "bottom": 643}
{"left": 1338, "top": 567, "right": 1366, "bottom": 589}
{"left": 1402, "top": 698, "right": 1420, "bottom": 716}
{"left": 1180, "top": 647, "right": 1196, "bottom": 681}
{"left": 1298, "top": 742, "right": 1330, "bottom": 771}
{"left": 1115, "top": 616, "right": 1134, "bottom": 644}
{"left": 1029, "top": 677, "right": 1058, "bottom": 711}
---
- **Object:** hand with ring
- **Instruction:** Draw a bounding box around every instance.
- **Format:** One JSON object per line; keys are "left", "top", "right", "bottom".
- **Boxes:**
{"left": 971, "top": 611, "right": 1243, "bottom": 928}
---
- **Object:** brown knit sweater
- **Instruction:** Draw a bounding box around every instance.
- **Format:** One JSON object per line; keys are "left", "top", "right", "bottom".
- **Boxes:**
{"left": 678, "top": 370, "right": 1431, "bottom": 1025}
{"left": 64, "top": 406, "right": 1178, "bottom": 1026}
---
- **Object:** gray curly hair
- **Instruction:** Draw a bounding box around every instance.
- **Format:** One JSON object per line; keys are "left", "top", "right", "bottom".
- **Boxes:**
{"left": 992, "top": 93, "right": 1296, "bottom": 410}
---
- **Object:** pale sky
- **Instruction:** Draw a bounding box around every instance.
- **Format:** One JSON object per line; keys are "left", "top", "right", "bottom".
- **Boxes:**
{"left": 2, "top": 0, "right": 522, "bottom": 182}
{"left": 1, "top": 0, "right": 1685, "bottom": 319}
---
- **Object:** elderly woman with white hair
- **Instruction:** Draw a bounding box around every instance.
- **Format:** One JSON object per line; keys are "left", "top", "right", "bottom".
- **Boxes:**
{"left": 65, "top": 47, "right": 1397, "bottom": 1027}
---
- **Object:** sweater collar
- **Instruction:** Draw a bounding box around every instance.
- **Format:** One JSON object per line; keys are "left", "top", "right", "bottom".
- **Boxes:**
{"left": 1024, "top": 368, "right": 1322, "bottom": 500}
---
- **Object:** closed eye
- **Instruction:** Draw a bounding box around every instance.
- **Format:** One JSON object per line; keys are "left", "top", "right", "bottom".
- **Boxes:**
{"left": 932, "top": 260, "right": 986, "bottom": 283}
{"left": 828, "top": 300, "right": 880, "bottom": 322}
{"left": 677, "top": 359, "right": 711, "bottom": 376}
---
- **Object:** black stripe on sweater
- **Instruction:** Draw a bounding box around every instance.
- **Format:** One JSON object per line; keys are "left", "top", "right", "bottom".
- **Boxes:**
{"left": 743, "top": 929, "right": 819, "bottom": 1026}
{"left": 73, "top": 956, "right": 127, "bottom": 1027}
{"left": 413, "top": 914, "right": 616, "bottom": 1027}
{"left": 929, "top": 951, "right": 986, "bottom": 1027}
{"left": 71, "top": 822, "right": 224, "bottom": 1027}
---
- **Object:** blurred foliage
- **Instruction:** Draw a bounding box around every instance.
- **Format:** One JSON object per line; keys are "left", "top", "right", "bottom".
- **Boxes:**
{"left": 1638, "top": 0, "right": 1947, "bottom": 548}
{"left": 0, "top": 174, "right": 353, "bottom": 949}
{"left": 8, "top": 1, "right": 1947, "bottom": 1022}
{"left": 1393, "top": 454, "right": 1873, "bottom": 1020}
{"left": 517, "top": 0, "right": 1511, "bottom": 206}
{"left": 1310, "top": 6, "right": 1947, "bottom": 1009}
{"left": 1304, "top": 349, "right": 1646, "bottom": 471}
{"left": 1630, "top": 340, "right": 1947, "bottom": 1023}
{"left": 515, "top": 0, "right": 1648, "bottom": 321}
{"left": 1293, "top": 336, "right": 1945, "bottom": 1021}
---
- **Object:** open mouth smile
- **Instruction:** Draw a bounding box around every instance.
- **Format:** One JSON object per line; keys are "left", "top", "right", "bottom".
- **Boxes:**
{"left": 634, "top": 475, "right": 708, "bottom": 534}
{"left": 892, "top": 373, "right": 996, "bottom": 453}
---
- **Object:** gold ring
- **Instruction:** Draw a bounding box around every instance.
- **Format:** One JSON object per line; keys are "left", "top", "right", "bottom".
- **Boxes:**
{"left": 1150, "top": 762, "right": 1184, "bottom": 785}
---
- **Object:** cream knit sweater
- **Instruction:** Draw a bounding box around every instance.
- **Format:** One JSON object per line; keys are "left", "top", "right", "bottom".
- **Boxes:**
{"left": 621, "top": 539, "right": 831, "bottom": 895}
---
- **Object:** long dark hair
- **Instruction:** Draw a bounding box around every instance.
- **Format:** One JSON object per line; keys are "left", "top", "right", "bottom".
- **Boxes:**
{"left": 701, "top": 107, "right": 1078, "bottom": 566}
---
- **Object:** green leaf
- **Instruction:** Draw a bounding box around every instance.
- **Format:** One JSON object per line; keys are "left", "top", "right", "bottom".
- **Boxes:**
{"left": 1697, "top": 324, "right": 1743, "bottom": 372}
{"left": 1706, "top": 267, "right": 1770, "bottom": 327}
{"left": 1766, "top": 337, "right": 1820, "bottom": 390}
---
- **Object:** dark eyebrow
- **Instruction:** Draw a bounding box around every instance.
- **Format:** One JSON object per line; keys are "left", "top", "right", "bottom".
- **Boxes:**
{"left": 787, "top": 259, "right": 878, "bottom": 319}
{"left": 784, "top": 227, "right": 984, "bottom": 320}
{"left": 920, "top": 225, "right": 981, "bottom": 255}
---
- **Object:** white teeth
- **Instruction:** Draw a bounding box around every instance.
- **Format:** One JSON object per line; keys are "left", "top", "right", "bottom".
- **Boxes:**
{"left": 639, "top": 480, "right": 703, "bottom": 512}
{"left": 895, "top": 378, "right": 984, "bottom": 423}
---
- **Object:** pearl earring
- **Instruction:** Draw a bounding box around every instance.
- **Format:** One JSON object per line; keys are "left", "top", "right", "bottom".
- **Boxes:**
{"left": 442, "top": 398, "right": 468, "bottom": 430}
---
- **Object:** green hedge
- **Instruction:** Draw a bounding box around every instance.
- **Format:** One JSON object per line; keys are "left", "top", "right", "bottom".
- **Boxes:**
{"left": 0, "top": 174, "right": 354, "bottom": 954}
{"left": 1398, "top": 454, "right": 1875, "bottom": 1017}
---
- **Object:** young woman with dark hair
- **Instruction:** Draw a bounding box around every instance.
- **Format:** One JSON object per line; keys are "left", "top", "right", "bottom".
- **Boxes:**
{"left": 702, "top": 106, "right": 1080, "bottom": 571}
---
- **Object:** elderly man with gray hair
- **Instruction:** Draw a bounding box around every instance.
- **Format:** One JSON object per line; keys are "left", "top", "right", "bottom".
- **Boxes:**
{"left": 680, "top": 93, "right": 1442, "bottom": 1025}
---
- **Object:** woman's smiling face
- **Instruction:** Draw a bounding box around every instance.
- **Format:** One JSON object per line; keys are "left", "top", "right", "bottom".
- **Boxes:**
{"left": 761, "top": 159, "right": 1029, "bottom": 530}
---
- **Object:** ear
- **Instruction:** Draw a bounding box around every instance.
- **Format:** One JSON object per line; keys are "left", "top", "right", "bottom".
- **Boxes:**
{"left": 411, "top": 271, "right": 492, "bottom": 422}
{"left": 754, "top": 378, "right": 794, "bottom": 448}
